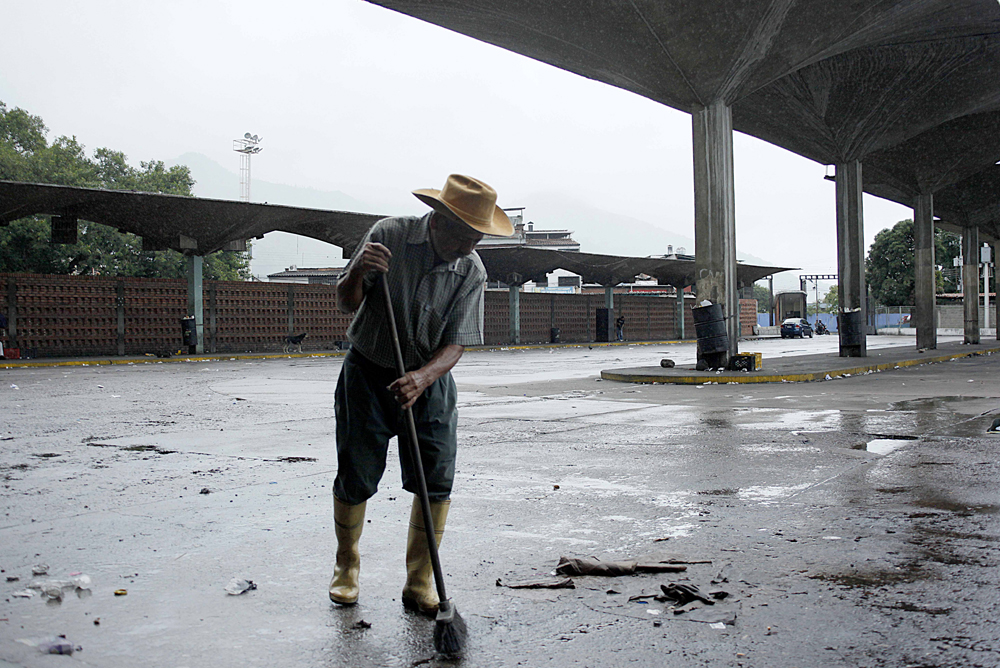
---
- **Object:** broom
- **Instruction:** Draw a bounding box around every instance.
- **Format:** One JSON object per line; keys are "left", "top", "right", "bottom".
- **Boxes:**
{"left": 380, "top": 274, "right": 468, "bottom": 656}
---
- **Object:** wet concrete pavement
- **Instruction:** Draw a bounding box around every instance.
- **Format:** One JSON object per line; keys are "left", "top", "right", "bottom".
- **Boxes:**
{"left": 1, "top": 335, "right": 999, "bottom": 667}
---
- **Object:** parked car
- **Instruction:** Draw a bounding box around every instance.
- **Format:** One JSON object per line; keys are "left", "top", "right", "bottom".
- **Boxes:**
{"left": 781, "top": 317, "right": 814, "bottom": 339}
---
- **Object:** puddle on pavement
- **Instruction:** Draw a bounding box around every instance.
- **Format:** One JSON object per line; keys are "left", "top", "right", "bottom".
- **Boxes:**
{"left": 864, "top": 438, "right": 914, "bottom": 455}
{"left": 889, "top": 396, "right": 986, "bottom": 411}
{"left": 810, "top": 564, "right": 930, "bottom": 588}
{"left": 910, "top": 495, "right": 1000, "bottom": 515}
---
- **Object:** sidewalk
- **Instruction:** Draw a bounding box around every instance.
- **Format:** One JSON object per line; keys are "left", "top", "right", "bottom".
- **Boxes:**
{"left": 602, "top": 339, "right": 1000, "bottom": 384}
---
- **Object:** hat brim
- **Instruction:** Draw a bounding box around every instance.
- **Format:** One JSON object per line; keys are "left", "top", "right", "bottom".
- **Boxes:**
{"left": 413, "top": 189, "right": 514, "bottom": 237}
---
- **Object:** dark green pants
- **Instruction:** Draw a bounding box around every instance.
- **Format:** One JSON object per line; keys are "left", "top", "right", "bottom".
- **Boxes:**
{"left": 333, "top": 350, "right": 457, "bottom": 506}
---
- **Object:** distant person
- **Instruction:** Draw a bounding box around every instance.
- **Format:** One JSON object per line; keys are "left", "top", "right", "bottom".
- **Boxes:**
{"left": 615, "top": 314, "right": 625, "bottom": 341}
{"left": 328, "top": 174, "right": 514, "bottom": 615}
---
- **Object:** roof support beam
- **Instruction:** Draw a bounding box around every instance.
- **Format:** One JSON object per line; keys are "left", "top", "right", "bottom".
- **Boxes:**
{"left": 836, "top": 160, "right": 867, "bottom": 357}
{"left": 914, "top": 194, "right": 937, "bottom": 350}
{"left": 692, "top": 101, "right": 739, "bottom": 360}
{"left": 186, "top": 255, "right": 204, "bottom": 354}
{"left": 962, "top": 225, "right": 981, "bottom": 344}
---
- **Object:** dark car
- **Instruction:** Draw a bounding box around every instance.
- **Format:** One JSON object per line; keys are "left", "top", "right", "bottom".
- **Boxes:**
{"left": 780, "top": 317, "right": 813, "bottom": 339}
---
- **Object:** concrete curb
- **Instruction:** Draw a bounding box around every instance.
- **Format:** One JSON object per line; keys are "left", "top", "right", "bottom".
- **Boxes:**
{"left": 0, "top": 339, "right": 688, "bottom": 369}
{"left": 600, "top": 345, "right": 1000, "bottom": 384}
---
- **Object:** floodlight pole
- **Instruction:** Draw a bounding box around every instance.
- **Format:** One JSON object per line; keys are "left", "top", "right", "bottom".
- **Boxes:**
{"left": 233, "top": 134, "right": 263, "bottom": 202}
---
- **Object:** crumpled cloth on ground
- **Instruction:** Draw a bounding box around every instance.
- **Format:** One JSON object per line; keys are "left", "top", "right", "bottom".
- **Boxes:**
{"left": 555, "top": 556, "right": 687, "bottom": 577}
{"left": 496, "top": 577, "right": 576, "bottom": 589}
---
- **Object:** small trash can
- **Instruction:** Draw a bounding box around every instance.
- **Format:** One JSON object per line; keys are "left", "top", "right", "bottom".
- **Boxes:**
{"left": 181, "top": 316, "right": 197, "bottom": 348}
{"left": 838, "top": 310, "right": 864, "bottom": 347}
{"left": 550, "top": 327, "right": 561, "bottom": 344}
{"left": 595, "top": 308, "right": 611, "bottom": 342}
{"left": 692, "top": 303, "right": 729, "bottom": 354}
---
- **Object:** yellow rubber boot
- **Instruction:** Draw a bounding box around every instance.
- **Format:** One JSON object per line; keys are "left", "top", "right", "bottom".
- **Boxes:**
{"left": 329, "top": 497, "right": 366, "bottom": 604}
{"left": 401, "top": 497, "right": 449, "bottom": 615}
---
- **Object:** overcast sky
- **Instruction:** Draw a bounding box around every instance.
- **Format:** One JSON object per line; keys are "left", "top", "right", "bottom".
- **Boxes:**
{"left": 1, "top": 0, "right": 913, "bottom": 291}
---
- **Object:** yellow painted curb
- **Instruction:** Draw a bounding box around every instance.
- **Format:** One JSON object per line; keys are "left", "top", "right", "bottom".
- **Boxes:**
{"left": 0, "top": 351, "right": 347, "bottom": 369}
{"left": 0, "top": 340, "right": 686, "bottom": 369}
{"left": 601, "top": 346, "right": 1000, "bottom": 384}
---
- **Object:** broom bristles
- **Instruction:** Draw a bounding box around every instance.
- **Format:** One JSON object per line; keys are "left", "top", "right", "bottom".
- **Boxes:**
{"left": 433, "top": 599, "right": 467, "bottom": 656}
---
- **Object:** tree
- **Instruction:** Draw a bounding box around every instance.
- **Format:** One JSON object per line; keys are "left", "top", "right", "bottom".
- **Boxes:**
{"left": 0, "top": 101, "right": 249, "bottom": 280}
{"left": 752, "top": 284, "right": 772, "bottom": 312}
{"left": 821, "top": 285, "right": 839, "bottom": 312}
{"left": 866, "top": 218, "right": 961, "bottom": 306}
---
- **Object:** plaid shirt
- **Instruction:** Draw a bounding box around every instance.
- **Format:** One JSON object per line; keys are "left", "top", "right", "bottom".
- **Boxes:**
{"left": 345, "top": 213, "right": 486, "bottom": 370}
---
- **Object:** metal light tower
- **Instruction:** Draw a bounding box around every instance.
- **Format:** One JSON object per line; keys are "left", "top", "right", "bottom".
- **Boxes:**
{"left": 232, "top": 133, "right": 262, "bottom": 202}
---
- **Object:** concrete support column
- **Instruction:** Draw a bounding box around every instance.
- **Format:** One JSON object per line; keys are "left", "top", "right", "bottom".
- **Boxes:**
{"left": 676, "top": 287, "right": 685, "bottom": 339}
{"left": 186, "top": 254, "right": 204, "bottom": 354}
{"left": 913, "top": 193, "right": 936, "bottom": 350}
{"left": 508, "top": 274, "right": 522, "bottom": 345}
{"left": 962, "top": 226, "right": 980, "bottom": 344}
{"left": 604, "top": 285, "right": 614, "bottom": 310}
{"left": 693, "top": 100, "right": 738, "bottom": 358}
{"left": 835, "top": 161, "right": 867, "bottom": 357}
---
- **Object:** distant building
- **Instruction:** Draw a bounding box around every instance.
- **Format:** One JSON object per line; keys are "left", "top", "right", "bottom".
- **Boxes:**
{"left": 481, "top": 208, "right": 582, "bottom": 291}
{"left": 267, "top": 265, "right": 346, "bottom": 285}
{"left": 477, "top": 208, "right": 581, "bottom": 252}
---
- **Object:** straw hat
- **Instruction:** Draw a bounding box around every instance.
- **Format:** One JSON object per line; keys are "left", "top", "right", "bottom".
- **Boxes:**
{"left": 413, "top": 174, "right": 514, "bottom": 237}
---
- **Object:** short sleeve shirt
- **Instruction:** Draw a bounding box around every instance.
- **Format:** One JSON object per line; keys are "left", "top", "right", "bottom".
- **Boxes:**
{"left": 345, "top": 213, "right": 486, "bottom": 370}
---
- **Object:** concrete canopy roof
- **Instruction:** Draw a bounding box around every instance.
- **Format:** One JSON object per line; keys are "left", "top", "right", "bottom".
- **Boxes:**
{"left": 477, "top": 246, "right": 791, "bottom": 288}
{"left": 0, "top": 181, "right": 384, "bottom": 256}
{"left": 366, "top": 0, "right": 1000, "bottom": 238}
{"left": 365, "top": 1, "right": 1000, "bottom": 114}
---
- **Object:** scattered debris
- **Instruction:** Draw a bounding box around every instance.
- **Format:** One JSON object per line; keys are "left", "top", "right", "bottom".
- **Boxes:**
{"left": 553, "top": 484, "right": 560, "bottom": 490}
{"left": 496, "top": 577, "right": 575, "bottom": 589}
{"left": 32, "top": 564, "right": 49, "bottom": 576}
{"left": 660, "top": 359, "right": 675, "bottom": 368}
{"left": 351, "top": 620, "right": 372, "bottom": 630}
{"left": 661, "top": 583, "right": 715, "bottom": 607}
{"left": 6, "top": 575, "right": 19, "bottom": 582}
{"left": 114, "top": 589, "right": 128, "bottom": 596}
{"left": 225, "top": 578, "right": 257, "bottom": 595}
{"left": 11, "top": 589, "right": 35, "bottom": 599}
{"left": 277, "top": 456, "right": 317, "bottom": 463}
{"left": 200, "top": 488, "right": 211, "bottom": 495}
{"left": 16, "top": 635, "right": 79, "bottom": 655}
{"left": 93, "top": 618, "right": 100, "bottom": 626}
{"left": 555, "top": 556, "right": 687, "bottom": 577}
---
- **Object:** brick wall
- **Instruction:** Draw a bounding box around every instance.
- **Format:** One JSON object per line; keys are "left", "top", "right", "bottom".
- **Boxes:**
{"left": 740, "top": 298, "right": 758, "bottom": 336}
{"left": 2, "top": 273, "right": 747, "bottom": 358}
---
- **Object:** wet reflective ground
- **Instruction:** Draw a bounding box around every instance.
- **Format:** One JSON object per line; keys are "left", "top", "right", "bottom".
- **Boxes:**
{"left": 1, "top": 336, "right": 999, "bottom": 667}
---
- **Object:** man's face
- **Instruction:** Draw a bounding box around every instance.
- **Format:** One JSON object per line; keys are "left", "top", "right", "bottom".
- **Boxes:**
{"left": 429, "top": 212, "right": 484, "bottom": 262}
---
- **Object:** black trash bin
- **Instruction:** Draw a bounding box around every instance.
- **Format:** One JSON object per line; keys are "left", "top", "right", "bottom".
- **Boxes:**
{"left": 838, "top": 310, "right": 864, "bottom": 353}
{"left": 550, "top": 327, "right": 561, "bottom": 344}
{"left": 595, "top": 308, "right": 611, "bottom": 342}
{"left": 692, "top": 302, "right": 730, "bottom": 369}
{"left": 181, "top": 316, "right": 197, "bottom": 350}
{"left": 692, "top": 303, "right": 729, "bottom": 354}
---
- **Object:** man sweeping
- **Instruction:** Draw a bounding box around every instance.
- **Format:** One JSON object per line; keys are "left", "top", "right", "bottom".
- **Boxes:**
{"left": 329, "top": 174, "right": 513, "bottom": 614}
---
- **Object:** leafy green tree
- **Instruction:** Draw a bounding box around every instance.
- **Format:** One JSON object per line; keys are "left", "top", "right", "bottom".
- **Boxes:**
{"left": 0, "top": 101, "right": 249, "bottom": 279}
{"left": 866, "top": 218, "right": 962, "bottom": 306}
{"left": 821, "top": 285, "right": 839, "bottom": 312}
{"left": 752, "top": 284, "right": 772, "bottom": 312}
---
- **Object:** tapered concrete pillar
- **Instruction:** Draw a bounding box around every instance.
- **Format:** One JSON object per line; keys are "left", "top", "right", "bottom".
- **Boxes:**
{"left": 676, "top": 287, "right": 685, "bottom": 339}
{"left": 693, "top": 101, "right": 738, "bottom": 358}
{"left": 913, "top": 194, "right": 936, "bottom": 350}
{"left": 604, "top": 285, "right": 614, "bottom": 310}
{"left": 508, "top": 273, "right": 522, "bottom": 345}
{"left": 835, "top": 161, "right": 867, "bottom": 357}
{"left": 962, "top": 226, "right": 980, "bottom": 344}
{"left": 186, "top": 254, "right": 204, "bottom": 354}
